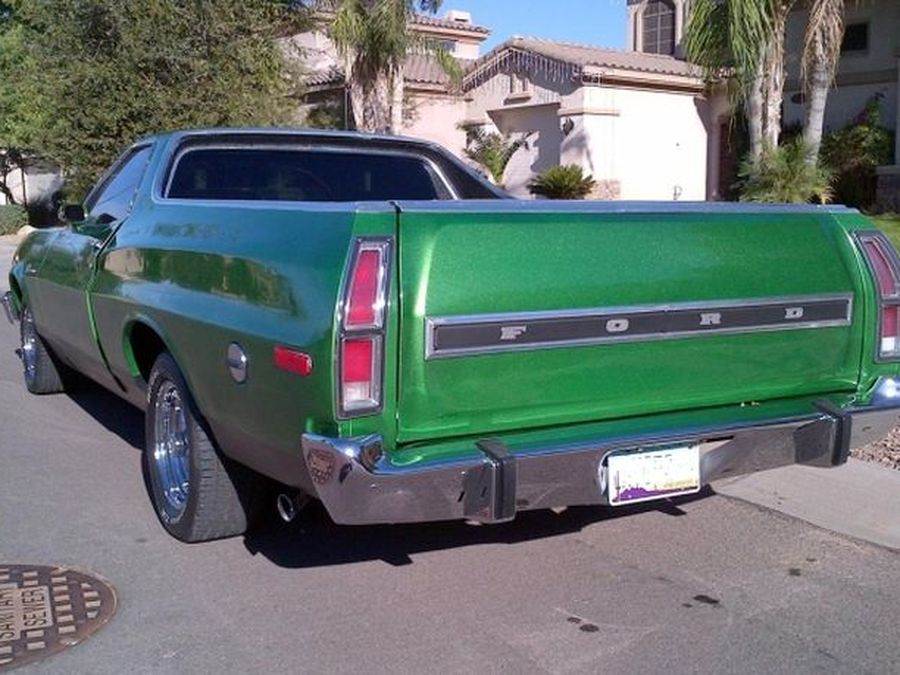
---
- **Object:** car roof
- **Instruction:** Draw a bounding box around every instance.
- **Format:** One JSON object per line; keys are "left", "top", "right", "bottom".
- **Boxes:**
{"left": 137, "top": 127, "right": 440, "bottom": 151}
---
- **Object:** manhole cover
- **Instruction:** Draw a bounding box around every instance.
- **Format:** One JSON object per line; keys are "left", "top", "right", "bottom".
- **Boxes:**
{"left": 0, "top": 565, "right": 116, "bottom": 671}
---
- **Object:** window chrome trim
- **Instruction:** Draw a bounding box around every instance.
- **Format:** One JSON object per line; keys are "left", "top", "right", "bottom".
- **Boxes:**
{"left": 157, "top": 143, "right": 458, "bottom": 203}
{"left": 424, "top": 293, "right": 854, "bottom": 359}
{"left": 84, "top": 141, "right": 154, "bottom": 216}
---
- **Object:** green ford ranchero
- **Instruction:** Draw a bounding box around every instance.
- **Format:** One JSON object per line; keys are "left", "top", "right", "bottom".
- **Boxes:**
{"left": 4, "top": 128, "right": 900, "bottom": 543}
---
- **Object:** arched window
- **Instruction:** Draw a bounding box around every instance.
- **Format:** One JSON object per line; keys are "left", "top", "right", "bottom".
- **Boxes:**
{"left": 642, "top": 0, "right": 676, "bottom": 55}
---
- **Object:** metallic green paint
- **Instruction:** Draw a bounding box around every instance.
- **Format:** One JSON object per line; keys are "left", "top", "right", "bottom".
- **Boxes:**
{"left": 90, "top": 200, "right": 399, "bottom": 482}
{"left": 7, "top": 130, "right": 900, "bottom": 491}
{"left": 395, "top": 207, "right": 870, "bottom": 443}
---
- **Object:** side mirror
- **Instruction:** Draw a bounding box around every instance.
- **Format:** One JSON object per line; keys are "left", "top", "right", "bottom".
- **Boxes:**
{"left": 59, "top": 204, "right": 85, "bottom": 223}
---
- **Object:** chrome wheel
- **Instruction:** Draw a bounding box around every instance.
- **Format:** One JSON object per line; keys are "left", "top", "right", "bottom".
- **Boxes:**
{"left": 152, "top": 380, "right": 191, "bottom": 523}
{"left": 20, "top": 309, "right": 38, "bottom": 386}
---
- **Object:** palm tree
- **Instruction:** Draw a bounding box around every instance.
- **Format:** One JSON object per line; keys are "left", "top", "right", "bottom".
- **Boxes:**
{"left": 685, "top": 0, "right": 796, "bottom": 167}
{"left": 801, "top": 0, "right": 846, "bottom": 163}
{"left": 323, "top": 0, "right": 455, "bottom": 134}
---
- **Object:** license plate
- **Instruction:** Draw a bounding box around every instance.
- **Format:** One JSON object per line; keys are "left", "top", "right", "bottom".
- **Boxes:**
{"left": 607, "top": 444, "right": 701, "bottom": 506}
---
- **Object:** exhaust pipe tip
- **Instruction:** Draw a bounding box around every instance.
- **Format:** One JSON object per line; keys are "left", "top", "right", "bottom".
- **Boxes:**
{"left": 276, "top": 493, "right": 301, "bottom": 523}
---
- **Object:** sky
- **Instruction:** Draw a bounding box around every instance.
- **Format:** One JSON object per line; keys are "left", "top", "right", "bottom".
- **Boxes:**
{"left": 451, "top": 0, "right": 628, "bottom": 52}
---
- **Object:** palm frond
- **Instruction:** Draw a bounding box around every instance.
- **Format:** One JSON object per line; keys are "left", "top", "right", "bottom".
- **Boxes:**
{"left": 463, "top": 128, "right": 531, "bottom": 185}
{"left": 684, "top": 0, "right": 785, "bottom": 105}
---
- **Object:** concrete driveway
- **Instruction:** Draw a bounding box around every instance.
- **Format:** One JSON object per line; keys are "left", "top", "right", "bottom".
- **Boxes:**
{"left": 1, "top": 237, "right": 899, "bottom": 674}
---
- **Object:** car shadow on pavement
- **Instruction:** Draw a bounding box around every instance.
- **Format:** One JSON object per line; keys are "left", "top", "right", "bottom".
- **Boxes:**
{"left": 66, "top": 377, "right": 144, "bottom": 451}
{"left": 244, "top": 488, "right": 716, "bottom": 569}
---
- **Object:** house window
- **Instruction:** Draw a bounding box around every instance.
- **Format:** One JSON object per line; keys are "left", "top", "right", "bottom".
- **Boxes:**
{"left": 439, "top": 39, "right": 458, "bottom": 55}
{"left": 642, "top": 0, "right": 676, "bottom": 55}
{"left": 507, "top": 73, "right": 530, "bottom": 97}
{"left": 841, "top": 22, "right": 869, "bottom": 53}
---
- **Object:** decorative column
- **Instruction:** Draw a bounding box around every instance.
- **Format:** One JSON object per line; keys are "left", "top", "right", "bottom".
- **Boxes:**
{"left": 627, "top": 4, "right": 639, "bottom": 51}
{"left": 896, "top": 56, "right": 900, "bottom": 162}
{"left": 674, "top": 0, "right": 685, "bottom": 44}
{"left": 634, "top": 2, "right": 644, "bottom": 52}
{"left": 875, "top": 56, "right": 900, "bottom": 210}
{"left": 674, "top": 0, "right": 688, "bottom": 57}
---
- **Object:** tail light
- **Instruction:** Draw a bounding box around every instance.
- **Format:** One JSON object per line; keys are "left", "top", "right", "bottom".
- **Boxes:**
{"left": 337, "top": 238, "right": 391, "bottom": 416}
{"left": 855, "top": 231, "right": 900, "bottom": 360}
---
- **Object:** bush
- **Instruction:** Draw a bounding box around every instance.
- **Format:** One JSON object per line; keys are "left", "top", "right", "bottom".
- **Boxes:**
{"left": 528, "top": 165, "right": 596, "bottom": 199}
{"left": 305, "top": 100, "right": 345, "bottom": 130}
{"left": 0, "top": 203, "right": 28, "bottom": 235}
{"left": 738, "top": 139, "right": 833, "bottom": 204}
{"left": 821, "top": 97, "right": 894, "bottom": 209}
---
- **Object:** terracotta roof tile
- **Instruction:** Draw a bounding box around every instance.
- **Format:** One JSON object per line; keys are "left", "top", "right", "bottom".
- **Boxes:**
{"left": 307, "top": 54, "right": 461, "bottom": 88}
{"left": 404, "top": 53, "right": 454, "bottom": 85}
{"left": 411, "top": 13, "right": 489, "bottom": 34}
{"left": 307, "top": 65, "right": 344, "bottom": 87}
{"left": 474, "top": 37, "right": 702, "bottom": 79}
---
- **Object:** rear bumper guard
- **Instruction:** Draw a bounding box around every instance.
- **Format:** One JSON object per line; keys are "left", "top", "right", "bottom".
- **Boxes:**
{"left": 301, "top": 380, "right": 900, "bottom": 526}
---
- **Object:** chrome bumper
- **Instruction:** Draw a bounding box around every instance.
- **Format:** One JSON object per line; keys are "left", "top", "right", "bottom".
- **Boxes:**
{"left": 1, "top": 291, "right": 19, "bottom": 324}
{"left": 301, "top": 384, "right": 900, "bottom": 526}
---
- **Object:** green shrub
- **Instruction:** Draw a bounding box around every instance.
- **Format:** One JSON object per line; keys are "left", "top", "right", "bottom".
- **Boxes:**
{"left": 0, "top": 204, "right": 28, "bottom": 235}
{"left": 738, "top": 139, "right": 833, "bottom": 204}
{"left": 821, "top": 97, "right": 894, "bottom": 209}
{"left": 528, "top": 165, "right": 596, "bottom": 200}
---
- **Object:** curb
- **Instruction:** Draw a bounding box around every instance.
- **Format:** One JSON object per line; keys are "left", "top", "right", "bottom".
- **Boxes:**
{"left": 715, "top": 458, "right": 900, "bottom": 551}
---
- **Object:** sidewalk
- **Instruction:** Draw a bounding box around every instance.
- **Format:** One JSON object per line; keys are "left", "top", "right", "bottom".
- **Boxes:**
{"left": 715, "top": 458, "right": 900, "bottom": 551}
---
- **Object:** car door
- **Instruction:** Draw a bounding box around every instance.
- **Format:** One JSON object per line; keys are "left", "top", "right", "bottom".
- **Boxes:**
{"left": 32, "top": 144, "right": 153, "bottom": 383}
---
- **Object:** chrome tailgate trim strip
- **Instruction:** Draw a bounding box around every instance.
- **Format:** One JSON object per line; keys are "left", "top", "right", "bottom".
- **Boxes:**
{"left": 425, "top": 293, "right": 853, "bottom": 359}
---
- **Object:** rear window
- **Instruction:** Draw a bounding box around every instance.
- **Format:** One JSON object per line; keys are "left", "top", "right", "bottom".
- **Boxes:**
{"left": 166, "top": 148, "right": 452, "bottom": 201}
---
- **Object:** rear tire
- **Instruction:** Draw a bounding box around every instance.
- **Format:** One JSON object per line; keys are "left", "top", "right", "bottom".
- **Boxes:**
{"left": 144, "top": 352, "right": 265, "bottom": 542}
{"left": 20, "top": 307, "right": 66, "bottom": 395}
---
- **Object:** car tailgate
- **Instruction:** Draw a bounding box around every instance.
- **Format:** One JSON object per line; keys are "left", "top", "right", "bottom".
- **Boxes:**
{"left": 394, "top": 202, "right": 865, "bottom": 443}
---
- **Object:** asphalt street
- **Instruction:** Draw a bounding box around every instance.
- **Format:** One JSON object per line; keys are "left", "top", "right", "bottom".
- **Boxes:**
{"left": 1, "top": 240, "right": 899, "bottom": 674}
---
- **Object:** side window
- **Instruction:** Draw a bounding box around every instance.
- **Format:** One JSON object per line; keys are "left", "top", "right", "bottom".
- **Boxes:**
{"left": 85, "top": 145, "right": 153, "bottom": 222}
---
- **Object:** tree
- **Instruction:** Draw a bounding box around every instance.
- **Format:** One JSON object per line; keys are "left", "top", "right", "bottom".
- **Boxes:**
{"left": 1, "top": 0, "right": 308, "bottom": 198}
{"left": 687, "top": 0, "right": 856, "bottom": 172}
{"left": 685, "top": 0, "right": 796, "bottom": 167}
{"left": 801, "top": 0, "right": 846, "bottom": 163}
{"left": 0, "top": 3, "right": 31, "bottom": 204}
{"left": 463, "top": 128, "right": 530, "bottom": 187}
{"left": 324, "top": 0, "right": 458, "bottom": 134}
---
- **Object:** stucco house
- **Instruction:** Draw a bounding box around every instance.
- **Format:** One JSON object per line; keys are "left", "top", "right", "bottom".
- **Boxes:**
{"left": 459, "top": 37, "right": 728, "bottom": 200}
{"left": 783, "top": 0, "right": 899, "bottom": 209}
{"left": 298, "top": 6, "right": 728, "bottom": 200}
